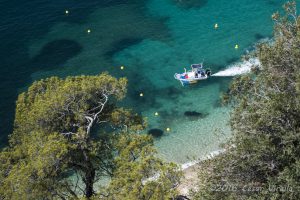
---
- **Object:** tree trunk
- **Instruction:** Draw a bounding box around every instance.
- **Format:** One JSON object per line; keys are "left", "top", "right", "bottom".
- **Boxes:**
{"left": 85, "top": 166, "right": 95, "bottom": 198}
{"left": 82, "top": 149, "right": 96, "bottom": 199}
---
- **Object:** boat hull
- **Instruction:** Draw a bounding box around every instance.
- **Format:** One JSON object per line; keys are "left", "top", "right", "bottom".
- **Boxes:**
{"left": 174, "top": 64, "right": 211, "bottom": 86}
{"left": 174, "top": 73, "right": 208, "bottom": 86}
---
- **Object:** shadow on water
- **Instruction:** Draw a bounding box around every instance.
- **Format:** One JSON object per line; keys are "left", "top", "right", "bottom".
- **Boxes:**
{"left": 213, "top": 76, "right": 232, "bottom": 108}
{"left": 171, "top": 0, "right": 208, "bottom": 9}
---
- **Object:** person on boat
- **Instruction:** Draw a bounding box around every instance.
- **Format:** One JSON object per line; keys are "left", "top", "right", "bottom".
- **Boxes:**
{"left": 201, "top": 71, "right": 205, "bottom": 77}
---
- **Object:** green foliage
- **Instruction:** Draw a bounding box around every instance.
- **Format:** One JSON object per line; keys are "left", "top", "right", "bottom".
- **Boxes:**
{"left": 0, "top": 132, "right": 72, "bottom": 200}
{"left": 98, "top": 134, "right": 182, "bottom": 200}
{"left": 12, "top": 73, "right": 128, "bottom": 142}
{"left": 194, "top": 1, "right": 300, "bottom": 199}
{"left": 0, "top": 73, "right": 180, "bottom": 200}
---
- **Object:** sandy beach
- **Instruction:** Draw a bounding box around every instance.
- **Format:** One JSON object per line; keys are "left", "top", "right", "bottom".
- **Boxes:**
{"left": 177, "top": 149, "right": 225, "bottom": 196}
{"left": 178, "top": 163, "right": 201, "bottom": 196}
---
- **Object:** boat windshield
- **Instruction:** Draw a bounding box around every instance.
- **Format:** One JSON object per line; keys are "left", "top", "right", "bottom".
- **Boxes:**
{"left": 191, "top": 64, "right": 202, "bottom": 69}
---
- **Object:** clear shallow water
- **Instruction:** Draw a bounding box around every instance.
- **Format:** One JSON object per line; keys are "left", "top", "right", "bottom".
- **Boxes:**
{"left": 0, "top": 0, "right": 285, "bottom": 162}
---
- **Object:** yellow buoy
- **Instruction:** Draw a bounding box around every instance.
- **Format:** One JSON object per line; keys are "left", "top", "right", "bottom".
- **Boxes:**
{"left": 214, "top": 23, "right": 218, "bottom": 29}
{"left": 140, "top": 93, "right": 144, "bottom": 97}
{"left": 235, "top": 44, "right": 239, "bottom": 49}
{"left": 120, "top": 66, "right": 124, "bottom": 70}
{"left": 87, "top": 29, "right": 91, "bottom": 34}
{"left": 154, "top": 112, "right": 159, "bottom": 116}
{"left": 65, "top": 10, "right": 69, "bottom": 14}
{"left": 166, "top": 128, "right": 170, "bottom": 132}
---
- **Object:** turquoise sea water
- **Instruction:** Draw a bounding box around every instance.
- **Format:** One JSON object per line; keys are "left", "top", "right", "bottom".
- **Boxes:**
{"left": 0, "top": 0, "right": 286, "bottom": 162}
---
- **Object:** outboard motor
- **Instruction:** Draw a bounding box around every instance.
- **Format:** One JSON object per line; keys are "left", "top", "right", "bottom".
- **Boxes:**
{"left": 205, "top": 69, "right": 211, "bottom": 77}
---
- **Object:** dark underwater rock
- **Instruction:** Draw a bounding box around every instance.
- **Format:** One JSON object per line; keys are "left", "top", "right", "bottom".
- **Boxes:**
{"left": 184, "top": 111, "right": 208, "bottom": 120}
{"left": 184, "top": 111, "right": 202, "bottom": 117}
{"left": 148, "top": 129, "right": 164, "bottom": 137}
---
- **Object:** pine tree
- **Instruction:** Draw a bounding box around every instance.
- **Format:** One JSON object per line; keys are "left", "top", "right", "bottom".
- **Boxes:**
{"left": 193, "top": 1, "right": 300, "bottom": 199}
{"left": 0, "top": 73, "right": 181, "bottom": 199}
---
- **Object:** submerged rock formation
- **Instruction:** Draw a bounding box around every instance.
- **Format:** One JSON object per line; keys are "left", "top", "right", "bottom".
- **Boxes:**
{"left": 148, "top": 129, "right": 164, "bottom": 137}
{"left": 184, "top": 111, "right": 208, "bottom": 120}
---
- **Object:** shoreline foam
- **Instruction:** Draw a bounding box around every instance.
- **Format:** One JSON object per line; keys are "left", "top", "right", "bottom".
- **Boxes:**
{"left": 181, "top": 148, "right": 225, "bottom": 170}
{"left": 178, "top": 149, "right": 226, "bottom": 195}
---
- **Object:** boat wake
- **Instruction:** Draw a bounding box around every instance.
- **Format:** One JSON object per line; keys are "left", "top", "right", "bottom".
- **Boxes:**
{"left": 212, "top": 58, "right": 260, "bottom": 77}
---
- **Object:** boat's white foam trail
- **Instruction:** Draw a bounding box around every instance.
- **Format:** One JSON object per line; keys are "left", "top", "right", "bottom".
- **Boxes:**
{"left": 212, "top": 58, "right": 260, "bottom": 77}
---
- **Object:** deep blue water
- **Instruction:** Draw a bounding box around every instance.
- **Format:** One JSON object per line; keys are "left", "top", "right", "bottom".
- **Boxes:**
{"left": 0, "top": 0, "right": 141, "bottom": 145}
{"left": 0, "top": 0, "right": 98, "bottom": 144}
{"left": 0, "top": 0, "right": 286, "bottom": 161}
